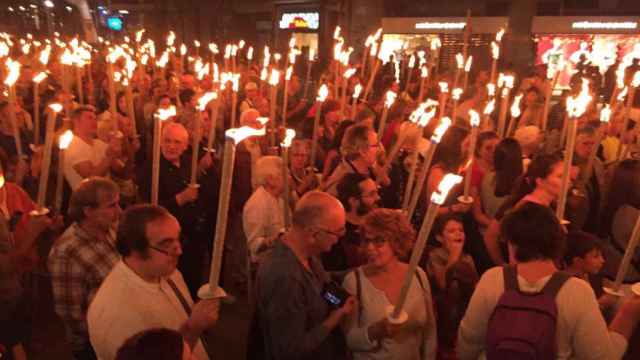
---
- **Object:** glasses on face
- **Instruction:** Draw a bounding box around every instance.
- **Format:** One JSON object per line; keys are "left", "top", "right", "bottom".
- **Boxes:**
{"left": 361, "top": 234, "right": 387, "bottom": 247}
{"left": 148, "top": 241, "right": 181, "bottom": 256}
{"left": 314, "top": 226, "right": 346, "bottom": 238}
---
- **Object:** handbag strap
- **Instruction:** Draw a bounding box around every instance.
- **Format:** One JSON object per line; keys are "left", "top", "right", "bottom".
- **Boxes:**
{"left": 166, "top": 278, "right": 192, "bottom": 315}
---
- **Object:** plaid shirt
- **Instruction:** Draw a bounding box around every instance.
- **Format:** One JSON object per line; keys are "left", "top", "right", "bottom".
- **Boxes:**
{"left": 48, "top": 223, "right": 120, "bottom": 351}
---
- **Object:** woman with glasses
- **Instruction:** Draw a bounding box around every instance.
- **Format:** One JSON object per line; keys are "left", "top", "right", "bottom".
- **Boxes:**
{"left": 342, "top": 208, "right": 437, "bottom": 360}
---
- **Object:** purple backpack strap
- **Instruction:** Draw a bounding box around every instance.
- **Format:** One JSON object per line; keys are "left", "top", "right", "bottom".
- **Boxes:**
{"left": 502, "top": 265, "right": 519, "bottom": 292}
{"left": 541, "top": 271, "right": 571, "bottom": 297}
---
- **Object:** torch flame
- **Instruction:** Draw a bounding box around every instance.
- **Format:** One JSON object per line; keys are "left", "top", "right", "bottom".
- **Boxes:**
{"left": 491, "top": 41, "right": 500, "bottom": 60}
{"left": 135, "top": 29, "right": 145, "bottom": 43}
{"left": 180, "top": 44, "right": 187, "bottom": 56}
{"left": 58, "top": 130, "right": 73, "bottom": 150}
{"left": 566, "top": 78, "right": 592, "bottom": 119}
{"left": 633, "top": 71, "right": 640, "bottom": 88}
{"left": 618, "top": 86, "right": 629, "bottom": 102}
{"left": 238, "top": 40, "right": 245, "bottom": 49}
{"left": 402, "top": 54, "right": 413, "bottom": 70}
{"left": 167, "top": 31, "right": 176, "bottom": 47}
{"left": 269, "top": 69, "right": 280, "bottom": 86}
{"left": 0, "top": 175, "right": 4, "bottom": 189}
{"left": 431, "top": 38, "right": 442, "bottom": 51}
{"left": 334, "top": 26, "right": 341, "bottom": 40}
{"left": 487, "top": 83, "right": 496, "bottom": 97}
{"left": 281, "top": 129, "right": 296, "bottom": 148}
{"left": 309, "top": 48, "right": 315, "bottom": 61}
{"left": 421, "top": 66, "right": 429, "bottom": 78}
{"left": 469, "top": 110, "right": 480, "bottom": 127}
{"left": 431, "top": 117, "right": 451, "bottom": 144}
{"left": 156, "top": 106, "right": 177, "bottom": 121}
{"left": 496, "top": 28, "right": 505, "bottom": 42}
{"left": 431, "top": 173, "right": 463, "bottom": 205}
{"left": 439, "top": 82, "right": 449, "bottom": 93}
{"left": 33, "top": 72, "right": 48, "bottom": 84}
{"left": 209, "top": 43, "right": 219, "bottom": 54}
{"left": 285, "top": 66, "right": 294, "bottom": 81}
{"left": 344, "top": 68, "right": 356, "bottom": 79}
{"left": 409, "top": 99, "right": 439, "bottom": 127}
{"left": 353, "top": 84, "right": 362, "bottom": 99}
{"left": 465, "top": 56, "right": 473, "bottom": 72}
{"left": 511, "top": 93, "right": 523, "bottom": 118}
{"left": 600, "top": 104, "right": 612, "bottom": 123}
{"left": 452, "top": 88, "right": 464, "bottom": 101}
{"left": 49, "top": 103, "right": 63, "bottom": 113}
{"left": 4, "top": 58, "right": 20, "bottom": 86}
{"left": 260, "top": 67, "right": 268, "bottom": 82}
{"left": 317, "top": 84, "right": 329, "bottom": 102}
{"left": 456, "top": 53, "right": 464, "bottom": 69}
{"left": 226, "top": 126, "right": 267, "bottom": 145}
{"left": 384, "top": 91, "right": 397, "bottom": 108}
{"left": 483, "top": 99, "right": 496, "bottom": 116}
{"left": 197, "top": 92, "right": 218, "bottom": 112}
{"left": 247, "top": 47, "right": 254, "bottom": 60}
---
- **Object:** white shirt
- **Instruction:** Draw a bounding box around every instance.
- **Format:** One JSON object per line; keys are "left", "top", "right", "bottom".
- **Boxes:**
{"left": 87, "top": 261, "right": 209, "bottom": 360}
{"left": 457, "top": 267, "right": 627, "bottom": 360}
{"left": 243, "top": 186, "right": 286, "bottom": 262}
{"left": 64, "top": 136, "right": 109, "bottom": 190}
{"left": 342, "top": 267, "right": 437, "bottom": 360}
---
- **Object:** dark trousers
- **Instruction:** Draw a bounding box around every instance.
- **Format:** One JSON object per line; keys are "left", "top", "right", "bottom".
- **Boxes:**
{"left": 178, "top": 233, "right": 209, "bottom": 299}
{"left": 72, "top": 344, "right": 97, "bottom": 360}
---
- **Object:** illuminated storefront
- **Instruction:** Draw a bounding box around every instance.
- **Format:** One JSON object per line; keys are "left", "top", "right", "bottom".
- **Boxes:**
{"left": 532, "top": 16, "right": 640, "bottom": 89}
{"left": 276, "top": 10, "right": 320, "bottom": 54}
{"left": 381, "top": 17, "right": 509, "bottom": 71}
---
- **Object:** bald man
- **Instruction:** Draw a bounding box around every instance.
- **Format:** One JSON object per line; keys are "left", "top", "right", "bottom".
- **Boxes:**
{"left": 138, "top": 122, "right": 218, "bottom": 298}
{"left": 255, "top": 191, "right": 356, "bottom": 360}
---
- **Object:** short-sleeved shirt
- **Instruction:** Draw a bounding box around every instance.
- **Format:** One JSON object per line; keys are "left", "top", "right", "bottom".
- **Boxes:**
{"left": 64, "top": 136, "right": 109, "bottom": 190}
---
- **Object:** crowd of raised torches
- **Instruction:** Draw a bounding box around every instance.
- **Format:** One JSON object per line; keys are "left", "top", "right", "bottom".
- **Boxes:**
{"left": 2, "top": 23, "right": 640, "bottom": 303}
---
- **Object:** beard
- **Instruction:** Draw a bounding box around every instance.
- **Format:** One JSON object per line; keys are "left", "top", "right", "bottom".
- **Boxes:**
{"left": 356, "top": 200, "right": 376, "bottom": 216}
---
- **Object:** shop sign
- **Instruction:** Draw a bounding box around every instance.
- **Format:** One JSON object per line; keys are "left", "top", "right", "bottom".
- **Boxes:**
{"left": 572, "top": 21, "right": 638, "bottom": 30}
{"left": 279, "top": 12, "right": 320, "bottom": 30}
{"left": 415, "top": 22, "right": 466, "bottom": 30}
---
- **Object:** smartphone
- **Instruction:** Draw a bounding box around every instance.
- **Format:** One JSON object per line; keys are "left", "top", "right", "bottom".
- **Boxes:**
{"left": 322, "top": 281, "right": 351, "bottom": 308}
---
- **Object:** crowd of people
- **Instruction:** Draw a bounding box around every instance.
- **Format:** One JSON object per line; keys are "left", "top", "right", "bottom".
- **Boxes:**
{"left": 2, "top": 28, "right": 640, "bottom": 360}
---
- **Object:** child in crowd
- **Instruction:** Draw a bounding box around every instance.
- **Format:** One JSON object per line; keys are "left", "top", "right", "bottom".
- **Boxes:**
{"left": 563, "top": 231, "right": 617, "bottom": 314}
{"left": 426, "top": 213, "right": 479, "bottom": 359}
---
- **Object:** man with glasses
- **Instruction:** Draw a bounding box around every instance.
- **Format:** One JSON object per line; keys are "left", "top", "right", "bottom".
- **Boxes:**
{"left": 322, "top": 173, "right": 380, "bottom": 271}
{"left": 48, "top": 177, "right": 122, "bottom": 360}
{"left": 88, "top": 204, "right": 219, "bottom": 360}
{"left": 323, "top": 123, "right": 390, "bottom": 195}
{"left": 255, "top": 191, "right": 356, "bottom": 360}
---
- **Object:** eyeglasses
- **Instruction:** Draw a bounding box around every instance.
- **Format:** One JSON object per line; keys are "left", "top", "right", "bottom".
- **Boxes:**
{"left": 314, "top": 227, "right": 346, "bottom": 238}
{"left": 361, "top": 235, "right": 387, "bottom": 247}
{"left": 148, "top": 243, "right": 180, "bottom": 256}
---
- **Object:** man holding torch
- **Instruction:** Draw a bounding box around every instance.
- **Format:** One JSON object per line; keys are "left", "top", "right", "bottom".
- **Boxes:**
{"left": 138, "top": 122, "right": 217, "bottom": 297}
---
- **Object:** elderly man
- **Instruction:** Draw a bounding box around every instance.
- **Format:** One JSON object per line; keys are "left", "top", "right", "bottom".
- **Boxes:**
{"left": 65, "top": 106, "right": 118, "bottom": 190}
{"left": 48, "top": 177, "right": 122, "bottom": 360}
{"left": 240, "top": 82, "right": 260, "bottom": 113}
{"left": 323, "top": 123, "right": 389, "bottom": 195}
{"left": 243, "top": 156, "right": 287, "bottom": 263}
{"left": 256, "top": 191, "right": 356, "bottom": 359}
{"left": 138, "top": 121, "right": 217, "bottom": 297}
{"left": 88, "top": 205, "right": 219, "bottom": 360}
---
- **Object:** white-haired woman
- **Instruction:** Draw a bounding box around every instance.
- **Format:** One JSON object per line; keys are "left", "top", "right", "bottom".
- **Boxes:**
{"left": 243, "top": 155, "right": 288, "bottom": 262}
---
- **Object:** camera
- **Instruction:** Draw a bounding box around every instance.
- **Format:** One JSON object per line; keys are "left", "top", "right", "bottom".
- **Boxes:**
{"left": 322, "top": 281, "right": 351, "bottom": 308}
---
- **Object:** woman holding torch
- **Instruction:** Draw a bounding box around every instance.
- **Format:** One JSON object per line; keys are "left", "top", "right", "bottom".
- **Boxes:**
{"left": 342, "top": 208, "right": 437, "bottom": 360}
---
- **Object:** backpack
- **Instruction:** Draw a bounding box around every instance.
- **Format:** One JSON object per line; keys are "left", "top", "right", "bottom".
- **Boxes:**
{"left": 485, "top": 265, "right": 570, "bottom": 360}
